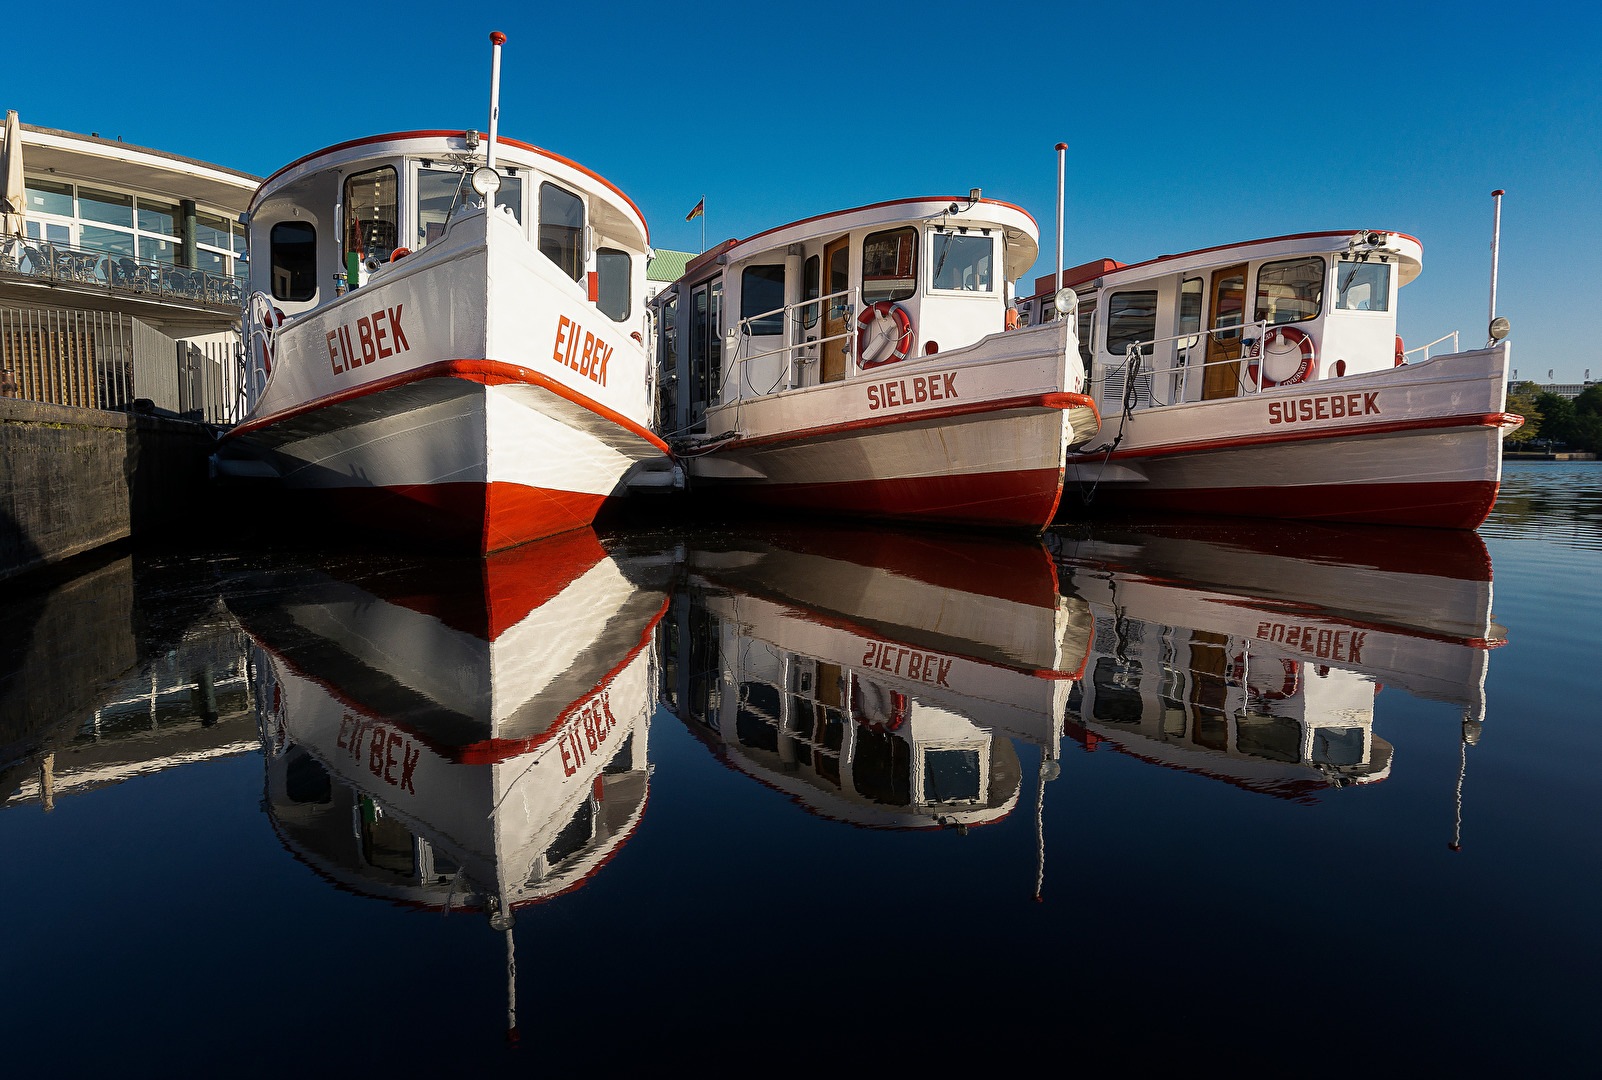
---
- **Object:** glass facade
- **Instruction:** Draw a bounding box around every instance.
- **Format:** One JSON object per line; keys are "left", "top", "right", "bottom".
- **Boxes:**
{"left": 19, "top": 175, "right": 245, "bottom": 277}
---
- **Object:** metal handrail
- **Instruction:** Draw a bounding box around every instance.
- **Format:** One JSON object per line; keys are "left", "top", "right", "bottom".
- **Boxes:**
{"left": 729, "top": 285, "right": 862, "bottom": 393}
{"left": 1403, "top": 331, "right": 1459, "bottom": 360}
{"left": 0, "top": 234, "right": 245, "bottom": 311}
{"left": 1097, "top": 319, "right": 1274, "bottom": 407}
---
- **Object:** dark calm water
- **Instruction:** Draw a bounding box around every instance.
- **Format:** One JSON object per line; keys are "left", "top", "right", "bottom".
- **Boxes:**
{"left": 3, "top": 463, "right": 1599, "bottom": 1072}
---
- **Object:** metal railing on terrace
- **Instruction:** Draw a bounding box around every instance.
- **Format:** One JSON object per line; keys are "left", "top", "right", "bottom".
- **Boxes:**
{"left": 0, "top": 234, "right": 245, "bottom": 313}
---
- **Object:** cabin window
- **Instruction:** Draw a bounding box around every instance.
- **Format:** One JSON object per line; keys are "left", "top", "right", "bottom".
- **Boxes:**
{"left": 539, "top": 182, "right": 584, "bottom": 282}
{"left": 801, "top": 255, "right": 820, "bottom": 328}
{"left": 596, "top": 247, "right": 631, "bottom": 321}
{"left": 1335, "top": 260, "right": 1391, "bottom": 311}
{"left": 929, "top": 231, "right": 994, "bottom": 291}
{"left": 1178, "top": 278, "right": 1204, "bottom": 348}
{"left": 923, "top": 747, "right": 981, "bottom": 804}
{"left": 862, "top": 227, "right": 917, "bottom": 304}
{"left": 740, "top": 264, "right": 786, "bottom": 336}
{"left": 1254, "top": 256, "right": 1324, "bottom": 325}
{"left": 657, "top": 296, "right": 678, "bottom": 430}
{"left": 416, "top": 167, "right": 523, "bottom": 249}
{"left": 269, "top": 221, "right": 316, "bottom": 302}
{"left": 1105, "top": 290, "right": 1158, "bottom": 355}
{"left": 1076, "top": 297, "right": 1096, "bottom": 365}
{"left": 343, "top": 166, "right": 398, "bottom": 269}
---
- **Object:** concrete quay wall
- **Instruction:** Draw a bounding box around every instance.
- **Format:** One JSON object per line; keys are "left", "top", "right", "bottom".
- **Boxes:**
{"left": 0, "top": 398, "right": 213, "bottom": 583}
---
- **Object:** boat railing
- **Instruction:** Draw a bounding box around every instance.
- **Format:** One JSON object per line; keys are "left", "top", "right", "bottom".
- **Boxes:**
{"left": 1404, "top": 331, "right": 1459, "bottom": 361}
{"left": 727, "top": 285, "right": 862, "bottom": 395}
{"left": 1097, "top": 320, "right": 1276, "bottom": 411}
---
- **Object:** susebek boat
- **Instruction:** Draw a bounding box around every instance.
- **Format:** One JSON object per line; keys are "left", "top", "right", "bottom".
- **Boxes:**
{"left": 1017, "top": 230, "right": 1522, "bottom": 528}
{"left": 1048, "top": 519, "right": 1505, "bottom": 802}
{"left": 656, "top": 526, "right": 1091, "bottom": 830}
{"left": 216, "top": 34, "right": 670, "bottom": 551}
{"left": 651, "top": 196, "right": 1100, "bottom": 530}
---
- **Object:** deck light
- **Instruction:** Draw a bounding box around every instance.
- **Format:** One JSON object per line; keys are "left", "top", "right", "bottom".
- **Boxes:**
{"left": 464, "top": 130, "right": 481, "bottom": 150}
{"left": 471, "top": 165, "right": 501, "bottom": 197}
{"left": 1489, "top": 316, "right": 1510, "bottom": 341}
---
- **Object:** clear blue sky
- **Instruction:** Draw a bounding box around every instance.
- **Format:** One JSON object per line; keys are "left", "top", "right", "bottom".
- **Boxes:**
{"left": 13, "top": 0, "right": 1599, "bottom": 380}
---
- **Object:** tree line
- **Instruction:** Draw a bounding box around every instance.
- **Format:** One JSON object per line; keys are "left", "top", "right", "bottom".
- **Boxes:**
{"left": 1504, "top": 382, "right": 1602, "bottom": 451}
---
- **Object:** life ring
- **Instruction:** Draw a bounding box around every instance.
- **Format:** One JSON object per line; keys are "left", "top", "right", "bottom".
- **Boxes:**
{"left": 856, "top": 301, "right": 914, "bottom": 368}
{"left": 851, "top": 681, "right": 908, "bottom": 732}
{"left": 1232, "top": 653, "right": 1300, "bottom": 700}
{"left": 1394, "top": 335, "right": 1406, "bottom": 366}
{"left": 390, "top": 247, "right": 411, "bottom": 262}
{"left": 1247, "top": 325, "right": 1315, "bottom": 387}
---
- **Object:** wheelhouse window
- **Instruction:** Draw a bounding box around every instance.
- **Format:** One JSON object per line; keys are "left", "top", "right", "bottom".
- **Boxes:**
{"left": 539, "top": 182, "right": 584, "bottom": 282}
{"left": 1335, "top": 260, "right": 1391, "bottom": 311}
{"left": 1106, "top": 290, "right": 1158, "bottom": 355}
{"left": 1178, "top": 277, "right": 1203, "bottom": 348}
{"left": 929, "top": 230, "right": 994, "bottom": 291}
{"left": 740, "top": 264, "right": 785, "bottom": 335}
{"left": 596, "top": 247, "right": 631, "bottom": 322}
{"left": 862, "top": 227, "right": 916, "bottom": 304}
{"left": 1076, "top": 295, "right": 1096, "bottom": 365}
{"left": 270, "top": 221, "right": 317, "bottom": 301}
{"left": 415, "top": 167, "right": 459, "bottom": 248}
{"left": 342, "top": 165, "right": 397, "bottom": 269}
{"left": 1254, "top": 256, "right": 1324, "bottom": 325}
{"left": 801, "top": 254, "right": 820, "bottom": 328}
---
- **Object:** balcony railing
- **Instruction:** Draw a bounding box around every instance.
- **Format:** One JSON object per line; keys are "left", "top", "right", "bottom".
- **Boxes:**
{"left": 0, "top": 235, "right": 245, "bottom": 313}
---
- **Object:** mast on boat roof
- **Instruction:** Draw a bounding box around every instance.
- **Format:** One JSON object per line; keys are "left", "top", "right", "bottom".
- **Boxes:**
{"left": 1487, "top": 189, "right": 1504, "bottom": 347}
{"left": 1054, "top": 142, "right": 1066, "bottom": 318}
{"left": 486, "top": 32, "right": 506, "bottom": 171}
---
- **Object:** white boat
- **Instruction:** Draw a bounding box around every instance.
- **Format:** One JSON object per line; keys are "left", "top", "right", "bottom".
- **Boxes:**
{"left": 651, "top": 197, "right": 1101, "bottom": 530}
{"left": 1049, "top": 519, "right": 1505, "bottom": 800}
{"left": 661, "top": 527, "right": 1092, "bottom": 829}
{"left": 1017, "top": 231, "right": 1522, "bottom": 528}
{"left": 216, "top": 35, "right": 670, "bottom": 551}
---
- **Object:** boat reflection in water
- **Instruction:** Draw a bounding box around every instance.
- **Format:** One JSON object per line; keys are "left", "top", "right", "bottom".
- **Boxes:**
{"left": 658, "top": 528, "right": 1093, "bottom": 831}
{"left": 1049, "top": 519, "right": 1504, "bottom": 808}
{"left": 231, "top": 529, "right": 673, "bottom": 1035}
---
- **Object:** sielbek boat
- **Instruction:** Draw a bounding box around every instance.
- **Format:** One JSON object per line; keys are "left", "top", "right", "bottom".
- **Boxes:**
{"left": 216, "top": 33, "right": 671, "bottom": 551}
{"left": 651, "top": 196, "right": 1101, "bottom": 530}
{"left": 1018, "top": 230, "right": 1522, "bottom": 528}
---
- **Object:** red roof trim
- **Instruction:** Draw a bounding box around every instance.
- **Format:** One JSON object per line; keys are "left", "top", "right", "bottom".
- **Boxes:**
{"left": 224, "top": 357, "right": 671, "bottom": 455}
{"left": 1020, "top": 230, "right": 1425, "bottom": 300}
{"left": 730, "top": 196, "right": 1038, "bottom": 254}
{"left": 248, "top": 130, "right": 648, "bottom": 243}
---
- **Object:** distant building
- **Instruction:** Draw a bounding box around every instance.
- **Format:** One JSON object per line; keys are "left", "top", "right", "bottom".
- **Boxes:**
{"left": 1, "top": 113, "right": 260, "bottom": 420}
{"left": 1510, "top": 380, "right": 1596, "bottom": 400}
{"left": 646, "top": 248, "right": 694, "bottom": 300}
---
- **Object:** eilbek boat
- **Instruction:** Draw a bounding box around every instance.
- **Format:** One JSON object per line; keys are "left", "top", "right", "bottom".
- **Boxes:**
{"left": 216, "top": 33, "right": 670, "bottom": 551}
{"left": 1017, "top": 229, "right": 1521, "bottom": 528}
{"left": 651, "top": 196, "right": 1101, "bottom": 529}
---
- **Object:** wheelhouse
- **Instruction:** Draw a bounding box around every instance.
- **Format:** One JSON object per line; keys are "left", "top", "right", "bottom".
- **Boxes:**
{"left": 652, "top": 197, "right": 1038, "bottom": 436}
{"left": 1017, "top": 231, "right": 1423, "bottom": 410}
{"left": 247, "top": 130, "right": 650, "bottom": 330}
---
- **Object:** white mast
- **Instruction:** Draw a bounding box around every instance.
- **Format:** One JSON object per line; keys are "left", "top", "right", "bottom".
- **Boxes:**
{"left": 486, "top": 32, "right": 506, "bottom": 171}
{"left": 1054, "top": 142, "right": 1066, "bottom": 317}
{"left": 1488, "top": 189, "right": 1504, "bottom": 345}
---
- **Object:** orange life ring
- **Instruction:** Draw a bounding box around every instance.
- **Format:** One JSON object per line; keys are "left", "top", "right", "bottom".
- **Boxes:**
{"left": 1232, "top": 653, "right": 1300, "bottom": 700}
{"left": 390, "top": 247, "right": 411, "bottom": 262}
{"left": 857, "top": 301, "right": 914, "bottom": 368}
{"left": 1394, "top": 335, "right": 1406, "bottom": 366}
{"left": 1248, "top": 325, "right": 1315, "bottom": 387}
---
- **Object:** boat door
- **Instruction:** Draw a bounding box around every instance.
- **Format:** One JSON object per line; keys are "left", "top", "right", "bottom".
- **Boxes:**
{"left": 1202, "top": 264, "right": 1247, "bottom": 400}
{"left": 689, "top": 278, "right": 723, "bottom": 428}
{"left": 821, "top": 235, "right": 850, "bottom": 383}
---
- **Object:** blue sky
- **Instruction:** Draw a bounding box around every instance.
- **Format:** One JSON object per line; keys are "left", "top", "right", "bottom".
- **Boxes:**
{"left": 12, "top": 0, "right": 1599, "bottom": 379}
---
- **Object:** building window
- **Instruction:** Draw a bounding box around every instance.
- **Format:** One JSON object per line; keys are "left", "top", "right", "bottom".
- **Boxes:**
{"left": 1254, "top": 256, "right": 1324, "bottom": 325}
{"left": 78, "top": 187, "right": 133, "bottom": 228}
{"left": 596, "top": 247, "right": 631, "bottom": 322}
{"left": 342, "top": 165, "right": 398, "bottom": 270}
{"left": 270, "top": 221, "right": 317, "bottom": 302}
{"left": 24, "top": 178, "right": 73, "bottom": 218}
{"left": 741, "top": 264, "right": 785, "bottom": 336}
{"left": 1106, "top": 290, "right": 1157, "bottom": 355}
{"left": 929, "top": 231, "right": 994, "bottom": 292}
{"left": 539, "top": 182, "right": 584, "bottom": 282}
{"left": 1335, "top": 260, "right": 1390, "bottom": 311}
{"left": 862, "top": 227, "right": 916, "bottom": 304}
{"left": 137, "top": 199, "right": 177, "bottom": 236}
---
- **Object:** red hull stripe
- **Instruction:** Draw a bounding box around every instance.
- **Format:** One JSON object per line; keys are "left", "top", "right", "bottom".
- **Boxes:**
{"left": 250, "top": 130, "right": 647, "bottom": 241}
{"left": 1071, "top": 479, "right": 1501, "bottom": 530}
{"left": 726, "top": 466, "right": 1065, "bottom": 531}
{"left": 304, "top": 480, "right": 606, "bottom": 553}
{"left": 225, "top": 358, "right": 671, "bottom": 455}
{"left": 717, "top": 392, "right": 1097, "bottom": 453}
{"left": 1068, "top": 411, "right": 1518, "bottom": 463}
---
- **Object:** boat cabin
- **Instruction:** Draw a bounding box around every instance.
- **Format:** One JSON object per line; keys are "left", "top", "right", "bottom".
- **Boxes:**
{"left": 1016, "top": 231, "right": 1422, "bottom": 412}
{"left": 651, "top": 197, "right": 1039, "bottom": 436}
{"left": 246, "top": 130, "right": 651, "bottom": 327}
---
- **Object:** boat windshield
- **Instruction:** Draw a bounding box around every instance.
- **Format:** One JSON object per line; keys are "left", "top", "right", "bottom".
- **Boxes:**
{"left": 1335, "top": 260, "right": 1390, "bottom": 311}
{"left": 929, "top": 231, "right": 994, "bottom": 292}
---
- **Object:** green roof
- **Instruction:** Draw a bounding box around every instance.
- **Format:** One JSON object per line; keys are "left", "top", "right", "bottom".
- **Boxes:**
{"left": 646, "top": 248, "right": 696, "bottom": 283}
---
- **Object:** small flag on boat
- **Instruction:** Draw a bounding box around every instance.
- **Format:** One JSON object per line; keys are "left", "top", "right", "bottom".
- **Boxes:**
{"left": 685, "top": 197, "right": 704, "bottom": 222}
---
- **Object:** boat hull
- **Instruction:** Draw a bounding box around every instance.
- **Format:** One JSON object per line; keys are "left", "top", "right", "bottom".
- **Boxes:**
{"left": 222, "top": 209, "right": 667, "bottom": 552}
{"left": 1061, "top": 345, "right": 1517, "bottom": 529}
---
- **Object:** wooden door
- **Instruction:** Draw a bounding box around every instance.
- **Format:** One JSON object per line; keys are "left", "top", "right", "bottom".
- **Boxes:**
{"left": 821, "top": 235, "right": 851, "bottom": 383}
{"left": 1202, "top": 263, "right": 1248, "bottom": 400}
